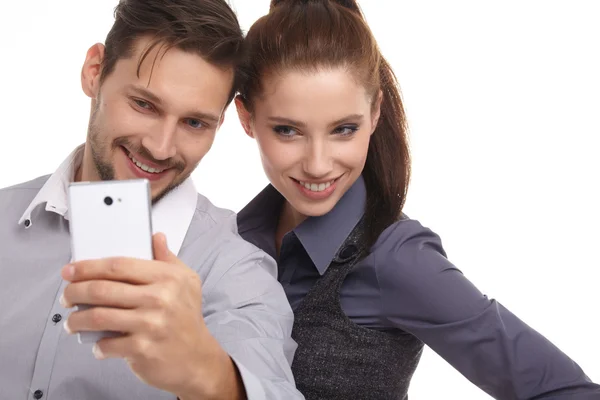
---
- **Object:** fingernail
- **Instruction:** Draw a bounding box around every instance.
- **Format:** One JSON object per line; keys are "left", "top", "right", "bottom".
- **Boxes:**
{"left": 63, "top": 320, "right": 72, "bottom": 334}
{"left": 59, "top": 293, "right": 67, "bottom": 308}
{"left": 63, "top": 264, "right": 75, "bottom": 280}
{"left": 93, "top": 343, "right": 105, "bottom": 360}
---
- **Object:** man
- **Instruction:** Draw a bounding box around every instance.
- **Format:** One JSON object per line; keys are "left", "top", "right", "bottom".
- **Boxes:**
{"left": 0, "top": 1, "right": 303, "bottom": 399}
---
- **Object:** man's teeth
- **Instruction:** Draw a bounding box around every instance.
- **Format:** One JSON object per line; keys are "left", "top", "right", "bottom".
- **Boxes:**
{"left": 298, "top": 180, "right": 335, "bottom": 192}
{"left": 128, "top": 153, "right": 165, "bottom": 174}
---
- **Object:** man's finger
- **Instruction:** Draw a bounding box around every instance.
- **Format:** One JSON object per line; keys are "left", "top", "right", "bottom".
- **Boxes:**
{"left": 152, "top": 232, "right": 180, "bottom": 264}
{"left": 61, "top": 257, "right": 170, "bottom": 284}
{"left": 65, "top": 307, "right": 142, "bottom": 334}
{"left": 92, "top": 335, "right": 151, "bottom": 361}
{"left": 61, "top": 280, "right": 147, "bottom": 309}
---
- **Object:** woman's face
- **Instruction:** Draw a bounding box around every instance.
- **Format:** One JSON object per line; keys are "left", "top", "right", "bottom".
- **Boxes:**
{"left": 236, "top": 68, "right": 381, "bottom": 220}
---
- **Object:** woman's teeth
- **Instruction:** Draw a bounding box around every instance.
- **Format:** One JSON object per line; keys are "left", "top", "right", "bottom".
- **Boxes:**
{"left": 128, "top": 153, "right": 165, "bottom": 174}
{"left": 298, "top": 180, "right": 335, "bottom": 192}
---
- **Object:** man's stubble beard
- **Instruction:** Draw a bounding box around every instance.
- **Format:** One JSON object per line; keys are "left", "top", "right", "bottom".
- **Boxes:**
{"left": 86, "top": 101, "right": 190, "bottom": 205}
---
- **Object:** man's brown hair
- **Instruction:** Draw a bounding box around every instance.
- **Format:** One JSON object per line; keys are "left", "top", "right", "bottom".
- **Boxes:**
{"left": 100, "top": 0, "right": 244, "bottom": 104}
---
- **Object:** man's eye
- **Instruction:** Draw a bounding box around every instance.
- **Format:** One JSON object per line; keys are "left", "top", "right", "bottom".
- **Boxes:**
{"left": 186, "top": 119, "right": 204, "bottom": 129}
{"left": 134, "top": 99, "right": 152, "bottom": 110}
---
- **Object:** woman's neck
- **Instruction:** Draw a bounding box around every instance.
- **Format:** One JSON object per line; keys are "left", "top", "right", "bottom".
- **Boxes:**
{"left": 275, "top": 201, "right": 307, "bottom": 258}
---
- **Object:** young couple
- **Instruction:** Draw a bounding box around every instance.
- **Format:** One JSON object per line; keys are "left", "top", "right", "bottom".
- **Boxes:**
{"left": 0, "top": 0, "right": 597, "bottom": 399}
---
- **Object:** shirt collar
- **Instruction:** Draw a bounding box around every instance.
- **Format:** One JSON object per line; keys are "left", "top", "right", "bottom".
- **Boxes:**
{"left": 18, "top": 144, "right": 85, "bottom": 225}
{"left": 295, "top": 176, "right": 366, "bottom": 274}
{"left": 238, "top": 175, "right": 366, "bottom": 275}
{"left": 17, "top": 144, "right": 198, "bottom": 256}
{"left": 152, "top": 177, "right": 197, "bottom": 256}
{"left": 237, "top": 184, "right": 284, "bottom": 261}
{"left": 238, "top": 184, "right": 284, "bottom": 236}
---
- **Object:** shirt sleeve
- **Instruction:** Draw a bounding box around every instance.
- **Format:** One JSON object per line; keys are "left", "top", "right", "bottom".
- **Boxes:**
{"left": 377, "top": 219, "right": 600, "bottom": 399}
{"left": 202, "top": 249, "right": 304, "bottom": 400}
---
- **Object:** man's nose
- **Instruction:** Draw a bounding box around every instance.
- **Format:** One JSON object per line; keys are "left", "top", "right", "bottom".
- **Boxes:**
{"left": 141, "top": 119, "right": 177, "bottom": 160}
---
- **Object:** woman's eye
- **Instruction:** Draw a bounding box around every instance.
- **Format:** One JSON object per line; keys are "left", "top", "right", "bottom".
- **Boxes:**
{"left": 273, "top": 125, "right": 297, "bottom": 137}
{"left": 333, "top": 125, "right": 359, "bottom": 136}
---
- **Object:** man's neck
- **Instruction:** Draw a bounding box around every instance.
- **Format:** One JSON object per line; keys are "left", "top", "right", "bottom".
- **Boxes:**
{"left": 75, "top": 146, "right": 100, "bottom": 183}
{"left": 74, "top": 165, "right": 83, "bottom": 182}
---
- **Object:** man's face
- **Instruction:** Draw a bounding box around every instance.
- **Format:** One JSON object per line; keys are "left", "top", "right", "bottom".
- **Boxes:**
{"left": 80, "top": 36, "right": 234, "bottom": 202}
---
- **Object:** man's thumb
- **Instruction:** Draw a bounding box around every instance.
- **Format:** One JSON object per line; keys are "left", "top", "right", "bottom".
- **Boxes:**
{"left": 152, "top": 232, "right": 176, "bottom": 262}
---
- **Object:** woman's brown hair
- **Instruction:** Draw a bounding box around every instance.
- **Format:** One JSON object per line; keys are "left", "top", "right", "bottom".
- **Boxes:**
{"left": 238, "top": 0, "right": 411, "bottom": 248}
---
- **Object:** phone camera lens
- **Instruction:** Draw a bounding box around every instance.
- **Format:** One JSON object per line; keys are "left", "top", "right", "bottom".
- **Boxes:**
{"left": 104, "top": 196, "right": 113, "bottom": 206}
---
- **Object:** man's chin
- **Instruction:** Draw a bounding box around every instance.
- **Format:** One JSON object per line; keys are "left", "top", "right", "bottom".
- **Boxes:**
{"left": 112, "top": 164, "right": 188, "bottom": 204}
{"left": 150, "top": 178, "right": 186, "bottom": 205}
{"left": 149, "top": 185, "right": 170, "bottom": 204}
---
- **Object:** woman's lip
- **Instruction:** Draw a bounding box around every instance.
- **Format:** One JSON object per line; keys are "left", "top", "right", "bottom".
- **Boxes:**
{"left": 291, "top": 175, "right": 342, "bottom": 185}
{"left": 290, "top": 174, "right": 344, "bottom": 201}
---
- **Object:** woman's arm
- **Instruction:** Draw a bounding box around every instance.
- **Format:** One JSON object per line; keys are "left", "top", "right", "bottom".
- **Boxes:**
{"left": 376, "top": 218, "right": 599, "bottom": 399}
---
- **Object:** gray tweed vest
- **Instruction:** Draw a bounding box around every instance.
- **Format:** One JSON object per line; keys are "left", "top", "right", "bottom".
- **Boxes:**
{"left": 291, "top": 219, "right": 424, "bottom": 399}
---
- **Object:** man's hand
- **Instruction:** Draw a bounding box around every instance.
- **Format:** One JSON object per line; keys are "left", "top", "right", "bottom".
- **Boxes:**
{"left": 60, "top": 233, "right": 245, "bottom": 400}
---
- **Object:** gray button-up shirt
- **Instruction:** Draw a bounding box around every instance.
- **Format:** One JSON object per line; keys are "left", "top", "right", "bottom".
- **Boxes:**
{"left": 0, "top": 174, "right": 303, "bottom": 400}
{"left": 238, "top": 175, "right": 600, "bottom": 399}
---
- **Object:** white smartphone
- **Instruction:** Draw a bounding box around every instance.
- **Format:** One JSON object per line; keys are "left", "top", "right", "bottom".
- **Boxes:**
{"left": 67, "top": 178, "right": 154, "bottom": 344}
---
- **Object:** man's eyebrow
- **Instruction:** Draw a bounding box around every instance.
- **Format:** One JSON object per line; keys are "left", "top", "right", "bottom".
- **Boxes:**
{"left": 126, "top": 85, "right": 163, "bottom": 105}
{"left": 187, "top": 111, "right": 221, "bottom": 125}
{"left": 125, "top": 84, "right": 221, "bottom": 125}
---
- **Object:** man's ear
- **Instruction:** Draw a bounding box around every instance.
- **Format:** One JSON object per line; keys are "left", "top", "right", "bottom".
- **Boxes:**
{"left": 81, "top": 43, "right": 106, "bottom": 99}
{"left": 216, "top": 105, "right": 228, "bottom": 130}
{"left": 235, "top": 95, "right": 254, "bottom": 138}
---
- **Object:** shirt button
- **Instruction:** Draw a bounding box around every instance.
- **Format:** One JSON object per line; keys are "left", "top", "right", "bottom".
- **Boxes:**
{"left": 24, "top": 219, "right": 31, "bottom": 228}
{"left": 339, "top": 244, "right": 359, "bottom": 260}
{"left": 33, "top": 389, "right": 44, "bottom": 399}
{"left": 52, "top": 314, "right": 62, "bottom": 323}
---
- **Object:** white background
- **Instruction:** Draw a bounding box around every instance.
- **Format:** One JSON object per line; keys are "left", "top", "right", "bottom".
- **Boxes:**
{"left": 1, "top": 1, "right": 598, "bottom": 398}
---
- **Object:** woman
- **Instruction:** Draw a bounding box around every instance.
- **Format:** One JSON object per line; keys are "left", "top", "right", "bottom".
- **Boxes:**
{"left": 235, "top": 0, "right": 599, "bottom": 399}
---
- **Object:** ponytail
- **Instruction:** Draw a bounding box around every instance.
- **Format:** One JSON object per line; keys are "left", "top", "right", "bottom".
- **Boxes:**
{"left": 362, "top": 57, "right": 411, "bottom": 247}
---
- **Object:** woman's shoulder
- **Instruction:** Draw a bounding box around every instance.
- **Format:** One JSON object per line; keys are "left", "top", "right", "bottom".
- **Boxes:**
{"left": 373, "top": 214, "right": 447, "bottom": 257}
{"left": 371, "top": 215, "right": 488, "bottom": 323}
{"left": 370, "top": 215, "right": 499, "bottom": 337}
{"left": 370, "top": 214, "right": 454, "bottom": 283}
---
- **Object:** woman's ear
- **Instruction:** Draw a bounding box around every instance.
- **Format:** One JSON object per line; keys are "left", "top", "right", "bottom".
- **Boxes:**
{"left": 370, "top": 89, "right": 383, "bottom": 135}
{"left": 235, "top": 95, "right": 254, "bottom": 138}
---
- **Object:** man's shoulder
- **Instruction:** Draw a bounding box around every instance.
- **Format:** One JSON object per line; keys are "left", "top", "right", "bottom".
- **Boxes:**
{"left": 0, "top": 175, "right": 50, "bottom": 207}
{"left": 0, "top": 174, "right": 50, "bottom": 193}
{"left": 182, "top": 193, "right": 270, "bottom": 265}
{"left": 194, "top": 192, "right": 238, "bottom": 227}
{"left": 179, "top": 193, "right": 277, "bottom": 291}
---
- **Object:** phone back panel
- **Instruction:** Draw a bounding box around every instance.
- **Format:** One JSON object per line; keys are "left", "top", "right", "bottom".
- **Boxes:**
{"left": 68, "top": 179, "right": 153, "bottom": 262}
{"left": 67, "top": 179, "right": 153, "bottom": 344}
